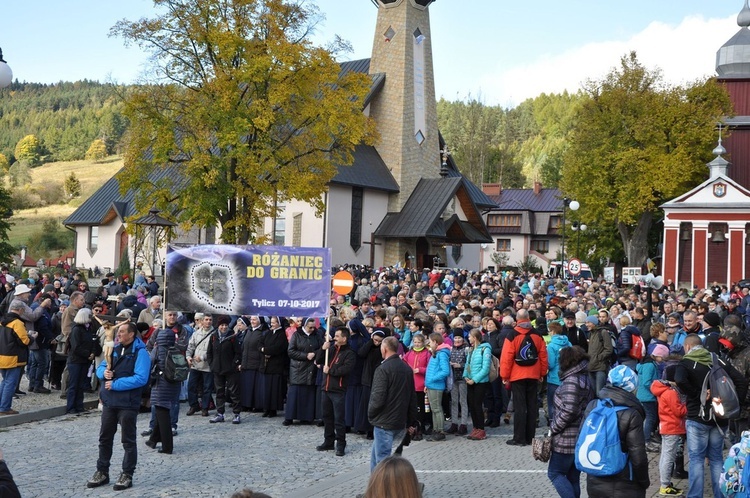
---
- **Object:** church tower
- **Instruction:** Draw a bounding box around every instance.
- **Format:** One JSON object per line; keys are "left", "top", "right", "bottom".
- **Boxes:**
{"left": 368, "top": 0, "right": 441, "bottom": 213}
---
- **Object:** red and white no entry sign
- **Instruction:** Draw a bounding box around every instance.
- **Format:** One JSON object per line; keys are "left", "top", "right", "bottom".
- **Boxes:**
{"left": 332, "top": 271, "right": 355, "bottom": 295}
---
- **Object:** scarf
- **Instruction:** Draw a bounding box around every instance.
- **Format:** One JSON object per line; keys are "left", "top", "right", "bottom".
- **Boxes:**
{"left": 683, "top": 345, "right": 712, "bottom": 367}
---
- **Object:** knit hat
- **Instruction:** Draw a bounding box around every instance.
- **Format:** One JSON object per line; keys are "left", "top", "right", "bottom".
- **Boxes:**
{"left": 651, "top": 344, "right": 670, "bottom": 359}
{"left": 703, "top": 312, "right": 721, "bottom": 328}
{"left": 217, "top": 316, "right": 231, "bottom": 326}
{"left": 608, "top": 365, "right": 638, "bottom": 393}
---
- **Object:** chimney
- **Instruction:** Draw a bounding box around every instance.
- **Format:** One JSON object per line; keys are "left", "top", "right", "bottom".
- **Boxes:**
{"left": 533, "top": 181, "right": 542, "bottom": 195}
{"left": 482, "top": 183, "right": 501, "bottom": 196}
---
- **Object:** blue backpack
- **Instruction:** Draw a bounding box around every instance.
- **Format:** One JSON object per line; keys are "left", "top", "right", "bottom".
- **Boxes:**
{"left": 575, "top": 398, "right": 629, "bottom": 476}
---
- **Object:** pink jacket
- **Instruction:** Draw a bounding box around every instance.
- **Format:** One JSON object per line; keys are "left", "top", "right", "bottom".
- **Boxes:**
{"left": 402, "top": 348, "right": 431, "bottom": 392}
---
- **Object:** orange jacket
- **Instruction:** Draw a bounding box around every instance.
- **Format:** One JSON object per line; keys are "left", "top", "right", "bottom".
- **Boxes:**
{"left": 650, "top": 380, "right": 686, "bottom": 435}
{"left": 499, "top": 323, "right": 548, "bottom": 382}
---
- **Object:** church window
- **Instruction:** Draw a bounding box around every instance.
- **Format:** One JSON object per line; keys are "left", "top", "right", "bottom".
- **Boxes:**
{"left": 350, "top": 187, "right": 363, "bottom": 251}
{"left": 88, "top": 226, "right": 99, "bottom": 254}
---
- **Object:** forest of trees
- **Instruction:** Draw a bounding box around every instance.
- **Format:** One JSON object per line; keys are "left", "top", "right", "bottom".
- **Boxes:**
{"left": 0, "top": 80, "right": 127, "bottom": 164}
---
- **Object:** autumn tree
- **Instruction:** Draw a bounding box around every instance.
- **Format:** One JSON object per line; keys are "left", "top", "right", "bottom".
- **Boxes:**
{"left": 112, "top": 0, "right": 376, "bottom": 244}
{"left": 85, "top": 139, "right": 108, "bottom": 162}
{"left": 560, "top": 52, "right": 732, "bottom": 266}
{"left": 8, "top": 160, "right": 32, "bottom": 187}
{"left": 64, "top": 172, "right": 82, "bottom": 198}
{"left": 0, "top": 153, "right": 8, "bottom": 174}
{"left": 14, "top": 135, "right": 42, "bottom": 166}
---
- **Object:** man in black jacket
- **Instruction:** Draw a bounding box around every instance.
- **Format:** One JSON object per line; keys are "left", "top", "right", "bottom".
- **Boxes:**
{"left": 675, "top": 334, "right": 749, "bottom": 498}
{"left": 368, "top": 336, "right": 417, "bottom": 472}
{"left": 315, "top": 326, "right": 356, "bottom": 456}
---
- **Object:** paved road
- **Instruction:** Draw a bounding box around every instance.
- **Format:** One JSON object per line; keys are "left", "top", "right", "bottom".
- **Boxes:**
{"left": 1, "top": 397, "right": 693, "bottom": 498}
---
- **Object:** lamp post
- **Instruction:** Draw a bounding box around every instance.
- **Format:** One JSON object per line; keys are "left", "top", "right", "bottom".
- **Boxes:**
{"left": 571, "top": 221, "right": 587, "bottom": 259}
{"left": 0, "top": 48, "right": 11, "bottom": 89}
{"left": 560, "top": 198, "right": 579, "bottom": 274}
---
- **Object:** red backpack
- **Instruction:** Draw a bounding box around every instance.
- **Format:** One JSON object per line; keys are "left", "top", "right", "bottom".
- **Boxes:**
{"left": 629, "top": 333, "right": 645, "bottom": 360}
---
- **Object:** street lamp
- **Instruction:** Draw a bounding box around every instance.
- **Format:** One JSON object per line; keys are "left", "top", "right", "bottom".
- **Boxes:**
{"left": 571, "top": 221, "right": 587, "bottom": 259}
{"left": 560, "top": 197, "right": 579, "bottom": 274}
{"left": 0, "top": 48, "right": 12, "bottom": 89}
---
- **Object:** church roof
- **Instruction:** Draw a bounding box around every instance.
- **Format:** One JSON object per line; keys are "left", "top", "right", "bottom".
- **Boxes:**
{"left": 330, "top": 144, "right": 399, "bottom": 192}
{"left": 716, "top": 2, "right": 750, "bottom": 78}
{"left": 374, "top": 177, "right": 492, "bottom": 242}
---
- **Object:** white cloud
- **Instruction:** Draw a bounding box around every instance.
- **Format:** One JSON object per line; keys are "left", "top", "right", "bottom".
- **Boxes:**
{"left": 481, "top": 14, "right": 737, "bottom": 107}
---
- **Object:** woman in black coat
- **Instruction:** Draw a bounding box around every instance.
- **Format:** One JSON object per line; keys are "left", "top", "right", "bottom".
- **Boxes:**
{"left": 585, "top": 365, "right": 650, "bottom": 498}
{"left": 146, "top": 327, "right": 180, "bottom": 454}
{"left": 207, "top": 316, "right": 242, "bottom": 424}
{"left": 239, "top": 316, "right": 267, "bottom": 411}
{"left": 284, "top": 318, "right": 324, "bottom": 425}
{"left": 259, "top": 316, "right": 288, "bottom": 418}
{"left": 66, "top": 308, "right": 100, "bottom": 414}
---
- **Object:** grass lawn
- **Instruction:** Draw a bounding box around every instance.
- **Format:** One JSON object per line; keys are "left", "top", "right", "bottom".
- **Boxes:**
{"left": 7, "top": 156, "right": 122, "bottom": 249}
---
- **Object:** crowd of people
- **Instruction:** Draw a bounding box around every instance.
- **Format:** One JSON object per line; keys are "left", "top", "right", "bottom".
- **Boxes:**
{"left": 3, "top": 262, "right": 750, "bottom": 496}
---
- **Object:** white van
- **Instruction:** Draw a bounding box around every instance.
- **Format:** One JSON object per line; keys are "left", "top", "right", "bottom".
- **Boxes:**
{"left": 547, "top": 260, "right": 593, "bottom": 284}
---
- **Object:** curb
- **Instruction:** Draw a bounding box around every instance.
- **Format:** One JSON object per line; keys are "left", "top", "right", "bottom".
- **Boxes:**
{"left": 0, "top": 399, "right": 99, "bottom": 429}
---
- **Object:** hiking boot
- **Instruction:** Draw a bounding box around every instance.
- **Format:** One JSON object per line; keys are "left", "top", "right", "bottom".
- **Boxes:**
{"left": 659, "top": 485, "right": 683, "bottom": 496}
{"left": 201, "top": 409, "right": 209, "bottom": 417}
{"left": 209, "top": 414, "right": 224, "bottom": 423}
{"left": 35, "top": 386, "right": 51, "bottom": 394}
{"left": 430, "top": 432, "right": 446, "bottom": 441}
{"left": 457, "top": 424, "right": 468, "bottom": 435}
{"left": 86, "top": 470, "right": 110, "bottom": 488}
{"left": 335, "top": 444, "right": 346, "bottom": 457}
{"left": 467, "top": 429, "right": 479, "bottom": 440}
{"left": 186, "top": 406, "right": 198, "bottom": 416}
{"left": 472, "top": 429, "right": 486, "bottom": 440}
{"left": 316, "top": 443, "right": 334, "bottom": 451}
{"left": 445, "top": 423, "right": 458, "bottom": 434}
{"left": 232, "top": 414, "right": 241, "bottom": 424}
{"left": 112, "top": 472, "right": 132, "bottom": 491}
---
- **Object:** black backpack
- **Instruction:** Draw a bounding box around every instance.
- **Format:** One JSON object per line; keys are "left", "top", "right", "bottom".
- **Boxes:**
{"left": 514, "top": 333, "right": 539, "bottom": 366}
{"left": 162, "top": 345, "right": 189, "bottom": 383}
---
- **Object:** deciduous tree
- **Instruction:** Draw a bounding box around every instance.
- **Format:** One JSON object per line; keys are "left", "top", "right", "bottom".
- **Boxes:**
{"left": 112, "top": 0, "right": 377, "bottom": 243}
{"left": 85, "top": 139, "right": 108, "bottom": 162}
{"left": 560, "top": 52, "right": 732, "bottom": 266}
{"left": 14, "top": 135, "right": 42, "bottom": 166}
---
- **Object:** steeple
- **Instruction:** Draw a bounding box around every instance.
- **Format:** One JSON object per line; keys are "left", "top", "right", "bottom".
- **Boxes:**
{"left": 368, "top": 0, "right": 440, "bottom": 211}
{"left": 708, "top": 125, "right": 730, "bottom": 179}
{"left": 716, "top": 0, "right": 750, "bottom": 78}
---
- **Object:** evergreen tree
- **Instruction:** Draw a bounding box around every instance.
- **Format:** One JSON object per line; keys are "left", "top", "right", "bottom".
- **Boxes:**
{"left": 64, "top": 172, "right": 82, "bottom": 198}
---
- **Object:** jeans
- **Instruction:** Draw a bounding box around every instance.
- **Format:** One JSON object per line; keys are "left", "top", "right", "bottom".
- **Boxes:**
{"left": 642, "top": 401, "right": 657, "bottom": 440}
{"left": 187, "top": 369, "right": 214, "bottom": 410}
{"left": 426, "top": 388, "right": 445, "bottom": 433}
{"left": 450, "top": 379, "right": 469, "bottom": 425}
{"left": 28, "top": 348, "right": 50, "bottom": 390}
{"left": 322, "top": 390, "right": 346, "bottom": 446}
{"left": 0, "top": 367, "right": 21, "bottom": 411}
{"left": 370, "top": 426, "right": 405, "bottom": 472}
{"left": 511, "top": 378, "right": 539, "bottom": 444}
{"left": 547, "top": 450, "right": 581, "bottom": 498}
{"left": 97, "top": 407, "right": 138, "bottom": 475}
{"left": 589, "top": 370, "right": 607, "bottom": 396}
{"left": 686, "top": 419, "right": 724, "bottom": 498}
{"left": 659, "top": 434, "right": 681, "bottom": 487}
{"left": 66, "top": 362, "right": 89, "bottom": 413}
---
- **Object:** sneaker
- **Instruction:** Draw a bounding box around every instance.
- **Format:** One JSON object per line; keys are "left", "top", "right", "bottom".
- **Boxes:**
{"left": 457, "top": 424, "right": 468, "bottom": 435}
{"left": 0, "top": 409, "right": 19, "bottom": 415}
{"left": 141, "top": 429, "right": 153, "bottom": 437}
{"left": 282, "top": 419, "right": 293, "bottom": 426}
{"left": 316, "top": 443, "right": 335, "bottom": 451}
{"left": 15, "top": 389, "right": 26, "bottom": 396}
{"left": 472, "top": 429, "right": 487, "bottom": 440}
{"left": 445, "top": 423, "right": 458, "bottom": 434}
{"left": 86, "top": 470, "right": 110, "bottom": 488}
{"left": 659, "top": 485, "right": 683, "bottom": 496}
{"left": 210, "top": 414, "right": 224, "bottom": 423}
{"left": 467, "top": 429, "right": 479, "bottom": 440}
{"left": 201, "top": 409, "right": 209, "bottom": 417}
{"left": 172, "top": 428, "right": 178, "bottom": 436}
{"left": 35, "top": 386, "right": 51, "bottom": 394}
{"left": 112, "top": 472, "right": 133, "bottom": 491}
{"left": 232, "top": 414, "right": 241, "bottom": 424}
{"left": 429, "top": 432, "right": 446, "bottom": 441}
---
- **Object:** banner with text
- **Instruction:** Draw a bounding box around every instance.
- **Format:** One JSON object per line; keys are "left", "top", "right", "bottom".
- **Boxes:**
{"left": 166, "top": 244, "right": 331, "bottom": 317}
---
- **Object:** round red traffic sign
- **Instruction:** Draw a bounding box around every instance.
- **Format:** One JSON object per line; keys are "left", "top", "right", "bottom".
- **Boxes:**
{"left": 568, "top": 258, "right": 582, "bottom": 276}
{"left": 332, "top": 271, "right": 355, "bottom": 295}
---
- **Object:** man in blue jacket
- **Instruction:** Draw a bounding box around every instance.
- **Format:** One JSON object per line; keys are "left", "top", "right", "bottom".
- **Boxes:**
{"left": 87, "top": 322, "right": 150, "bottom": 491}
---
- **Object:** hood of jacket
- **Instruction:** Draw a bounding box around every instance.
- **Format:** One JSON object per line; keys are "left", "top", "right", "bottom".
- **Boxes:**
{"left": 550, "top": 334, "right": 571, "bottom": 348}
{"left": 514, "top": 321, "right": 532, "bottom": 335}
{"left": 598, "top": 385, "right": 646, "bottom": 418}
{"left": 560, "top": 358, "right": 589, "bottom": 380}
{"left": 435, "top": 343, "right": 451, "bottom": 354}
{"left": 684, "top": 345, "right": 712, "bottom": 367}
{"left": 122, "top": 295, "right": 138, "bottom": 307}
{"left": 1, "top": 312, "right": 21, "bottom": 327}
{"left": 623, "top": 324, "right": 641, "bottom": 336}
